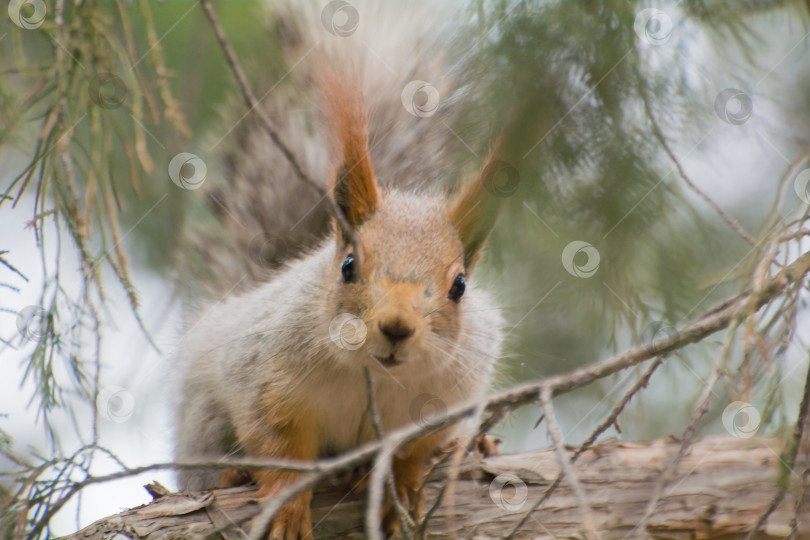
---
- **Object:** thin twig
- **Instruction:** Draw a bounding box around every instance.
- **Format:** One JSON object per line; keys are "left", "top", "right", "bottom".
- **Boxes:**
{"left": 539, "top": 386, "right": 597, "bottom": 540}
{"left": 196, "top": 0, "right": 358, "bottom": 251}
{"left": 638, "top": 76, "right": 756, "bottom": 246}
{"left": 632, "top": 319, "right": 740, "bottom": 538}
{"left": 419, "top": 402, "right": 498, "bottom": 538}
{"left": 745, "top": 349, "right": 810, "bottom": 539}
{"left": 197, "top": 0, "right": 314, "bottom": 193}
{"left": 506, "top": 355, "right": 664, "bottom": 539}
{"left": 442, "top": 401, "right": 487, "bottom": 537}
{"left": 363, "top": 367, "right": 414, "bottom": 537}
{"left": 364, "top": 367, "right": 384, "bottom": 438}
{"left": 789, "top": 468, "right": 810, "bottom": 538}
{"left": 574, "top": 356, "right": 665, "bottom": 460}
{"left": 366, "top": 440, "right": 397, "bottom": 540}
{"left": 763, "top": 145, "right": 810, "bottom": 235}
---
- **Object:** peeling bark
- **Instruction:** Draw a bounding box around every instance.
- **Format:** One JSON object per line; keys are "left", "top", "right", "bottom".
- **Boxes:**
{"left": 62, "top": 436, "right": 810, "bottom": 539}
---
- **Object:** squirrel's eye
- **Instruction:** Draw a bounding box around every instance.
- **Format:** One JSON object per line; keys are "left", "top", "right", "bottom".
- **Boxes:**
{"left": 448, "top": 273, "right": 465, "bottom": 303}
{"left": 341, "top": 254, "right": 357, "bottom": 283}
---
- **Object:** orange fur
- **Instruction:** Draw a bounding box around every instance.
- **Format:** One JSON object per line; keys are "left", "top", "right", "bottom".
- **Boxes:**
{"left": 242, "top": 403, "right": 319, "bottom": 540}
{"left": 218, "top": 467, "right": 252, "bottom": 488}
{"left": 449, "top": 154, "right": 507, "bottom": 270}
{"left": 321, "top": 66, "right": 380, "bottom": 229}
{"left": 382, "top": 430, "right": 450, "bottom": 535}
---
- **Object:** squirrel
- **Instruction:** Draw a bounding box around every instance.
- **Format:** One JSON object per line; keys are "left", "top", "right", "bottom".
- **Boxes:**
{"left": 173, "top": 3, "right": 506, "bottom": 539}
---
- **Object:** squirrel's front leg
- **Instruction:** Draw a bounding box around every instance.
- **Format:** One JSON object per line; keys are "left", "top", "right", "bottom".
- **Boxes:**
{"left": 243, "top": 418, "right": 318, "bottom": 540}
{"left": 382, "top": 434, "right": 445, "bottom": 537}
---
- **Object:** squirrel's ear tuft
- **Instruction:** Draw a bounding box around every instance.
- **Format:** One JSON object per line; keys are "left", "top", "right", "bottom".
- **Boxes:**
{"left": 449, "top": 156, "right": 508, "bottom": 271}
{"left": 322, "top": 68, "right": 380, "bottom": 230}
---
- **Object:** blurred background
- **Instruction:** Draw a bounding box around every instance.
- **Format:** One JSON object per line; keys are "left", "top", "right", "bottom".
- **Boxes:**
{"left": 1, "top": 0, "right": 809, "bottom": 536}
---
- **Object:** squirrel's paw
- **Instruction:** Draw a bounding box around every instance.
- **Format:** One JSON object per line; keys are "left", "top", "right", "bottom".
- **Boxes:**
{"left": 218, "top": 467, "right": 252, "bottom": 488}
{"left": 380, "top": 500, "right": 405, "bottom": 539}
{"left": 476, "top": 434, "right": 502, "bottom": 458}
{"left": 380, "top": 484, "right": 423, "bottom": 538}
{"left": 441, "top": 433, "right": 502, "bottom": 458}
{"left": 252, "top": 491, "right": 313, "bottom": 540}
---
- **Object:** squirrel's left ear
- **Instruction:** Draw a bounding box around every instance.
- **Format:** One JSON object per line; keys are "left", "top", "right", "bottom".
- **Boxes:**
{"left": 449, "top": 157, "right": 509, "bottom": 271}
{"left": 324, "top": 71, "right": 380, "bottom": 234}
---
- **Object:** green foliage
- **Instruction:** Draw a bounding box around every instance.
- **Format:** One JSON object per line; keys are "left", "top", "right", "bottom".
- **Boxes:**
{"left": 451, "top": 0, "right": 806, "bottom": 382}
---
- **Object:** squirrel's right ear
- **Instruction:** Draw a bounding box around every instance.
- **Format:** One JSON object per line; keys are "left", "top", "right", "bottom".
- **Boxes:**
{"left": 449, "top": 156, "right": 508, "bottom": 271}
{"left": 323, "top": 70, "right": 380, "bottom": 234}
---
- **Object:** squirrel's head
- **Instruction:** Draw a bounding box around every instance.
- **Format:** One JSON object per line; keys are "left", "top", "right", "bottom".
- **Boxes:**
{"left": 322, "top": 75, "right": 504, "bottom": 376}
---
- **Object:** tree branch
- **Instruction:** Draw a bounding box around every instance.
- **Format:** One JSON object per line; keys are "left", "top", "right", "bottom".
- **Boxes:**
{"left": 63, "top": 437, "right": 810, "bottom": 539}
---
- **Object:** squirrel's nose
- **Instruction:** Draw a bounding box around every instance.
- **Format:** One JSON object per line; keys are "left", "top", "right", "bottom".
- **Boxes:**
{"left": 379, "top": 317, "right": 415, "bottom": 345}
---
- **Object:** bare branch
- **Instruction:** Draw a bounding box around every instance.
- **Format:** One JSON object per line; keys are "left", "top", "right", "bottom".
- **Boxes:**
{"left": 633, "top": 321, "right": 738, "bottom": 537}
{"left": 362, "top": 367, "right": 414, "bottom": 537}
{"left": 196, "top": 0, "right": 318, "bottom": 196}
{"left": 636, "top": 64, "right": 757, "bottom": 246}
{"left": 539, "top": 386, "right": 597, "bottom": 540}
{"left": 574, "top": 355, "right": 664, "bottom": 460}
{"left": 746, "top": 348, "right": 810, "bottom": 539}
{"left": 506, "top": 355, "right": 664, "bottom": 538}
{"left": 64, "top": 437, "right": 810, "bottom": 539}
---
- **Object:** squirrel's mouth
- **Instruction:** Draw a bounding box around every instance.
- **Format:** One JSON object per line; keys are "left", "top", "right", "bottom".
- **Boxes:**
{"left": 373, "top": 354, "right": 403, "bottom": 368}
